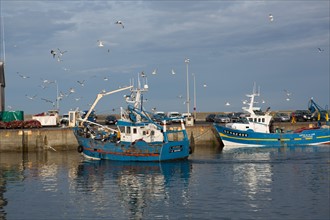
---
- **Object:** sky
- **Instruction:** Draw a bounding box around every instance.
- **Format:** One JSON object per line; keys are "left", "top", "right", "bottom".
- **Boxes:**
{"left": 0, "top": 0, "right": 329, "bottom": 116}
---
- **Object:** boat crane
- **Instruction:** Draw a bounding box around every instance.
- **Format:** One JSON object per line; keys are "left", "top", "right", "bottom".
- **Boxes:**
{"left": 308, "top": 98, "right": 329, "bottom": 123}
{"left": 81, "top": 86, "right": 133, "bottom": 123}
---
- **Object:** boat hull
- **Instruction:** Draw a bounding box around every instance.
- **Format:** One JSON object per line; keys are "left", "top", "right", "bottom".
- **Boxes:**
{"left": 214, "top": 123, "right": 330, "bottom": 147}
{"left": 74, "top": 131, "right": 190, "bottom": 162}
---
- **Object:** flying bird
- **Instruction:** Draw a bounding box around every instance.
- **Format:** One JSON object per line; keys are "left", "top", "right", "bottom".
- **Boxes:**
{"left": 317, "top": 48, "right": 324, "bottom": 52}
{"left": 151, "top": 69, "right": 157, "bottom": 75}
{"left": 97, "top": 40, "right": 104, "bottom": 47}
{"left": 41, "top": 98, "right": 55, "bottom": 105}
{"left": 69, "top": 88, "right": 75, "bottom": 94}
{"left": 39, "top": 84, "right": 47, "bottom": 89}
{"left": 57, "top": 95, "right": 64, "bottom": 101}
{"left": 41, "top": 79, "right": 55, "bottom": 84}
{"left": 59, "top": 91, "right": 67, "bottom": 98}
{"left": 77, "top": 80, "right": 85, "bottom": 86}
{"left": 25, "top": 94, "right": 37, "bottom": 100}
{"left": 268, "top": 13, "right": 274, "bottom": 22}
{"left": 284, "top": 89, "right": 291, "bottom": 101}
{"left": 17, "top": 72, "right": 30, "bottom": 79}
{"left": 115, "top": 20, "right": 124, "bottom": 28}
{"left": 103, "top": 77, "right": 109, "bottom": 81}
{"left": 141, "top": 71, "right": 146, "bottom": 77}
{"left": 203, "top": 83, "right": 207, "bottom": 88}
{"left": 57, "top": 48, "right": 67, "bottom": 56}
{"left": 50, "top": 50, "right": 57, "bottom": 58}
{"left": 171, "top": 69, "right": 176, "bottom": 75}
{"left": 225, "top": 102, "right": 230, "bottom": 106}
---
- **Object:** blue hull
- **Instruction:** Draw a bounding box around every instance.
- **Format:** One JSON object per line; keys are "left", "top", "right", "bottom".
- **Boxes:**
{"left": 74, "top": 131, "right": 190, "bottom": 162}
{"left": 214, "top": 123, "right": 330, "bottom": 147}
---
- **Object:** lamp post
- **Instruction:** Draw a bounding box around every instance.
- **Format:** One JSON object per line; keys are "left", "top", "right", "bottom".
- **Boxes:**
{"left": 185, "top": 58, "right": 190, "bottom": 115}
{"left": 185, "top": 58, "right": 194, "bottom": 126}
{"left": 55, "top": 80, "right": 59, "bottom": 111}
{"left": 192, "top": 73, "right": 196, "bottom": 120}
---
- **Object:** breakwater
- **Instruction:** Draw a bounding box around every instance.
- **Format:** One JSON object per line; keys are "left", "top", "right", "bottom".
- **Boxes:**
{"left": 0, "top": 122, "right": 324, "bottom": 152}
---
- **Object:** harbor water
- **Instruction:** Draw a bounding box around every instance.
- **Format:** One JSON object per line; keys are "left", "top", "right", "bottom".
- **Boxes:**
{"left": 0, "top": 145, "right": 329, "bottom": 220}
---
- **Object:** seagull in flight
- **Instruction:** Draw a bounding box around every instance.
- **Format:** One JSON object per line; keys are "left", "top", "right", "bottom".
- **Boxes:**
{"left": 41, "top": 79, "right": 55, "bottom": 84}
{"left": 69, "top": 88, "right": 75, "bottom": 94}
{"left": 41, "top": 98, "right": 55, "bottom": 105}
{"left": 39, "top": 84, "right": 47, "bottom": 89}
{"left": 284, "top": 89, "right": 291, "bottom": 101}
{"left": 77, "top": 80, "right": 85, "bottom": 86}
{"left": 59, "top": 91, "right": 67, "bottom": 98}
{"left": 57, "top": 48, "right": 67, "bottom": 56}
{"left": 17, "top": 72, "right": 30, "bottom": 79}
{"left": 50, "top": 50, "right": 57, "bottom": 58}
{"left": 25, "top": 94, "right": 37, "bottom": 100}
{"left": 203, "top": 83, "right": 207, "bottom": 88}
{"left": 57, "top": 56, "right": 63, "bottom": 62}
{"left": 225, "top": 102, "right": 230, "bottom": 106}
{"left": 97, "top": 40, "right": 104, "bottom": 47}
{"left": 141, "top": 71, "right": 146, "bottom": 77}
{"left": 269, "top": 13, "right": 274, "bottom": 22}
{"left": 115, "top": 20, "right": 124, "bottom": 28}
{"left": 317, "top": 48, "right": 324, "bottom": 52}
{"left": 171, "top": 69, "right": 176, "bottom": 75}
{"left": 103, "top": 77, "right": 109, "bottom": 81}
{"left": 151, "top": 69, "right": 157, "bottom": 75}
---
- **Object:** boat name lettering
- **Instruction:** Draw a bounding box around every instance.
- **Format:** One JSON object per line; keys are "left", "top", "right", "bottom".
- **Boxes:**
{"left": 170, "top": 145, "right": 183, "bottom": 153}
{"left": 299, "top": 133, "right": 315, "bottom": 138}
{"left": 224, "top": 129, "right": 248, "bottom": 137}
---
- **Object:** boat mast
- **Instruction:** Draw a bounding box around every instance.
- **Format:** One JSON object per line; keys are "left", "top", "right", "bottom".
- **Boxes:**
{"left": 0, "top": 0, "right": 5, "bottom": 112}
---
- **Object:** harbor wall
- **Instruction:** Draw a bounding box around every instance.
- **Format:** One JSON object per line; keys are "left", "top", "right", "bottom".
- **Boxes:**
{"left": 0, "top": 125, "right": 221, "bottom": 152}
{"left": 0, "top": 128, "right": 77, "bottom": 152}
{"left": 0, "top": 122, "right": 324, "bottom": 152}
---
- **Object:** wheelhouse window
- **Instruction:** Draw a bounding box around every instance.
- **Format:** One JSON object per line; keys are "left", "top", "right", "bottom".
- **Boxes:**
{"left": 119, "top": 126, "right": 125, "bottom": 133}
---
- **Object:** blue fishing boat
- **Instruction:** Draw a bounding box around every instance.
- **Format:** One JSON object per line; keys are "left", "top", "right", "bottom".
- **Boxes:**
{"left": 73, "top": 77, "right": 191, "bottom": 161}
{"left": 214, "top": 85, "right": 330, "bottom": 147}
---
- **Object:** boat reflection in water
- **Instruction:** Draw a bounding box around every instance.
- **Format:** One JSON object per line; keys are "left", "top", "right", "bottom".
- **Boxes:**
{"left": 74, "top": 159, "right": 192, "bottom": 219}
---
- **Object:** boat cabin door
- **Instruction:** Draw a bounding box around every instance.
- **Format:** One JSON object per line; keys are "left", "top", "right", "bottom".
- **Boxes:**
{"left": 68, "top": 111, "right": 78, "bottom": 127}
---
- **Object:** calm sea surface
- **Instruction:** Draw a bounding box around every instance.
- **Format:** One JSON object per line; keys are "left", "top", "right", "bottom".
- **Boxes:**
{"left": 0, "top": 145, "right": 329, "bottom": 220}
